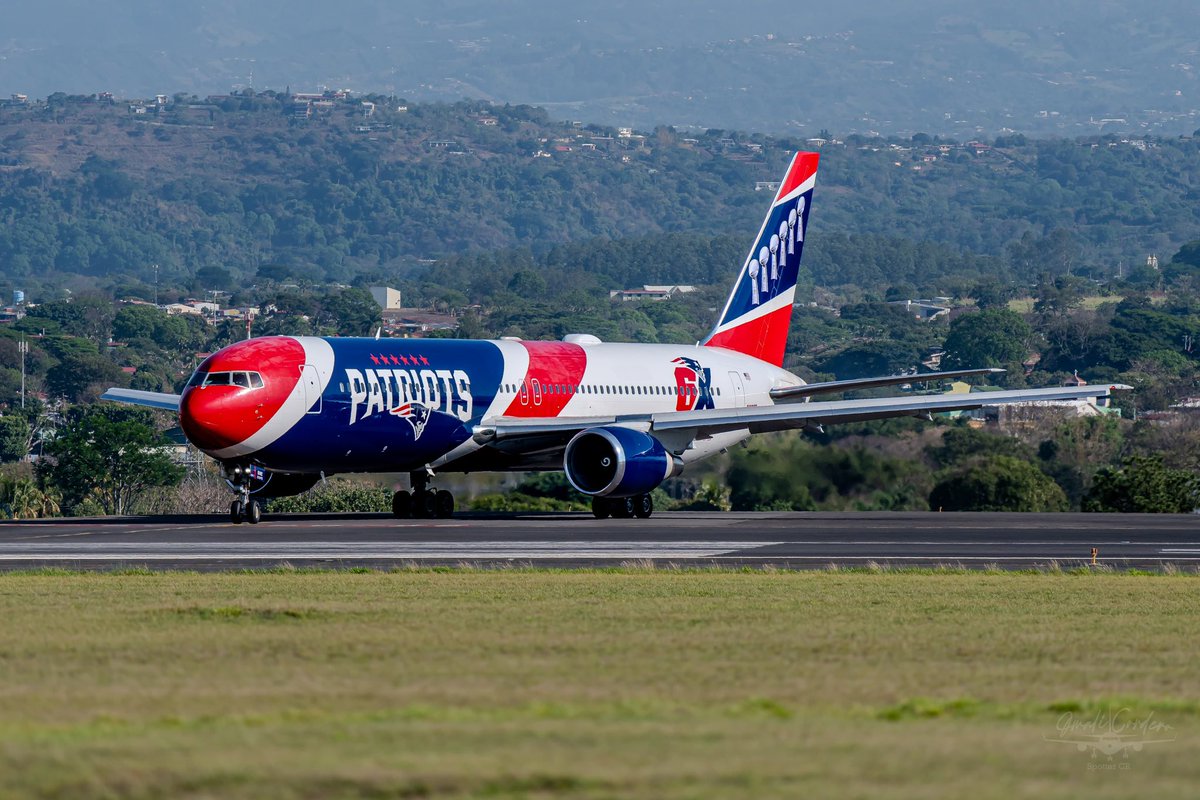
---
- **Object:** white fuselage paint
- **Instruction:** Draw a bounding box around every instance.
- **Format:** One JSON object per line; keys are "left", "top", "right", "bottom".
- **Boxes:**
{"left": 430, "top": 340, "right": 803, "bottom": 469}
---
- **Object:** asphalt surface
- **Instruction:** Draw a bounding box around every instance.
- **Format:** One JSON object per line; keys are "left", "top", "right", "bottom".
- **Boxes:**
{"left": 0, "top": 511, "right": 1198, "bottom": 571}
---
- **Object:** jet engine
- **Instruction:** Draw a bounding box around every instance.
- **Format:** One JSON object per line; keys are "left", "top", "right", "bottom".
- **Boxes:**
{"left": 563, "top": 427, "right": 681, "bottom": 497}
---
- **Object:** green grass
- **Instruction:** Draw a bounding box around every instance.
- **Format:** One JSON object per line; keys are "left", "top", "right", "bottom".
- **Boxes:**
{"left": 0, "top": 570, "right": 1197, "bottom": 798}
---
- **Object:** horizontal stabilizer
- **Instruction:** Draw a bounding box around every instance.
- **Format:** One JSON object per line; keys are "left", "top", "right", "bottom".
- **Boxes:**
{"left": 100, "top": 388, "right": 181, "bottom": 412}
{"left": 770, "top": 368, "right": 1005, "bottom": 402}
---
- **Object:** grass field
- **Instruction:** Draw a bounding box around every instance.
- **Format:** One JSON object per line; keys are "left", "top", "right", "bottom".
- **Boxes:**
{"left": 0, "top": 568, "right": 1197, "bottom": 799}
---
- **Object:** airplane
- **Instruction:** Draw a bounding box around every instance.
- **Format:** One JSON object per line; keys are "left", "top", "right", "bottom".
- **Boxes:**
{"left": 1044, "top": 731, "right": 1175, "bottom": 759}
{"left": 104, "top": 151, "right": 1125, "bottom": 524}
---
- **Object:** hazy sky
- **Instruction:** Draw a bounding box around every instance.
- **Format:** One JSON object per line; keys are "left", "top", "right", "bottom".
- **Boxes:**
{"left": 4, "top": 2, "right": 1198, "bottom": 135}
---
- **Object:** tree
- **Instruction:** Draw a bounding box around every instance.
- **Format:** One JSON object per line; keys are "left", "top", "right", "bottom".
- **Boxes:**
{"left": 316, "top": 288, "right": 380, "bottom": 336}
{"left": 45, "top": 352, "right": 127, "bottom": 403}
{"left": 1033, "top": 274, "right": 1087, "bottom": 316}
{"left": 0, "top": 415, "right": 31, "bottom": 463}
{"left": 38, "top": 405, "right": 184, "bottom": 515}
{"left": 925, "top": 426, "right": 1032, "bottom": 469}
{"left": 941, "top": 309, "right": 1033, "bottom": 370}
{"left": 0, "top": 474, "right": 60, "bottom": 519}
{"left": 815, "top": 341, "right": 925, "bottom": 380}
{"left": 929, "top": 456, "right": 1068, "bottom": 512}
{"left": 1083, "top": 455, "right": 1198, "bottom": 513}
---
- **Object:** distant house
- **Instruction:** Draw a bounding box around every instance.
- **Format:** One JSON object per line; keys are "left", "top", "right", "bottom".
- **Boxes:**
{"left": 609, "top": 285, "right": 697, "bottom": 302}
{"left": 164, "top": 303, "right": 201, "bottom": 316}
{"left": 381, "top": 309, "right": 457, "bottom": 337}
{"left": 888, "top": 299, "right": 950, "bottom": 321}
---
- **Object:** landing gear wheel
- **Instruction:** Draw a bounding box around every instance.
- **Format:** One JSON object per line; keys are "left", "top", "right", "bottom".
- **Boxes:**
{"left": 633, "top": 493, "right": 654, "bottom": 519}
{"left": 230, "top": 500, "right": 244, "bottom": 524}
{"left": 591, "top": 497, "right": 611, "bottom": 519}
{"left": 418, "top": 491, "right": 438, "bottom": 519}
{"left": 611, "top": 497, "right": 635, "bottom": 519}
{"left": 245, "top": 499, "right": 262, "bottom": 525}
{"left": 434, "top": 490, "right": 455, "bottom": 519}
{"left": 392, "top": 490, "right": 412, "bottom": 519}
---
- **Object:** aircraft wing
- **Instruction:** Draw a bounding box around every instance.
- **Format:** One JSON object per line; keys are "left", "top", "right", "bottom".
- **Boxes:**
{"left": 476, "top": 384, "right": 1126, "bottom": 445}
{"left": 769, "top": 368, "right": 1004, "bottom": 402}
{"left": 100, "top": 388, "right": 182, "bottom": 412}
{"left": 652, "top": 384, "right": 1125, "bottom": 435}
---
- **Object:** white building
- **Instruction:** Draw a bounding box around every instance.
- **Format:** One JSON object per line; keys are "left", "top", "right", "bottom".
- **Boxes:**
{"left": 370, "top": 286, "right": 403, "bottom": 310}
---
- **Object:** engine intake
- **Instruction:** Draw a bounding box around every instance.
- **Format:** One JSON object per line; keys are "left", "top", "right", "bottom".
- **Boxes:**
{"left": 564, "top": 427, "right": 681, "bottom": 497}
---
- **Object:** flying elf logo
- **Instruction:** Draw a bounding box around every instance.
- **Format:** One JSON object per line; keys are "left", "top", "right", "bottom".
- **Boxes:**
{"left": 390, "top": 402, "right": 432, "bottom": 440}
{"left": 672, "top": 356, "right": 715, "bottom": 412}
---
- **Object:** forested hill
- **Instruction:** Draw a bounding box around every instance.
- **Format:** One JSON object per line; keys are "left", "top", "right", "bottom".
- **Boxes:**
{"left": 2, "top": 93, "right": 1200, "bottom": 301}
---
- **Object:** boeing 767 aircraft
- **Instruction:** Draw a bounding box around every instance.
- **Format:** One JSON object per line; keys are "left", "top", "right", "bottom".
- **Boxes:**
{"left": 105, "top": 152, "right": 1122, "bottom": 523}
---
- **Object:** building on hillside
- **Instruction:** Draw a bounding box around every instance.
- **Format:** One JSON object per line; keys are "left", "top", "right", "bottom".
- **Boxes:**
{"left": 381, "top": 309, "right": 457, "bottom": 337}
{"left": 370, "top": 286, "right": 403, "bottom": 310}
{"left": 888, "top": 299, "right": 950, "bottom": 321}
{"left": 163, "top": 303, "right": 202, "bottom": 316}
{"left": 609, "top": 285, "right": 697, "bottom": 302}
{"left": 1063, "top": 372, "right": 1087, "bottom": 387}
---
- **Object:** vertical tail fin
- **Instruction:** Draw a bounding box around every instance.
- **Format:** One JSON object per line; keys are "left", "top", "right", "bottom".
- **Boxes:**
{"left": 701, "top": 151, "right": 819, "bottom": 367}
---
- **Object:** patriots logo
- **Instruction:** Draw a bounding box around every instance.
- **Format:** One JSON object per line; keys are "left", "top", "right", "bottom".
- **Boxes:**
{"left": 390, "top": 402, "right": 432, "bottom": 440}
{"left": 671, "top": 356, "right": 715, "bottom": 412}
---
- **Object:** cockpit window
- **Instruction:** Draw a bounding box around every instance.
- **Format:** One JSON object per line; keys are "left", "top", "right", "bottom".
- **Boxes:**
{"left": 187, "top": 370, "right": 265, "bottom": 389}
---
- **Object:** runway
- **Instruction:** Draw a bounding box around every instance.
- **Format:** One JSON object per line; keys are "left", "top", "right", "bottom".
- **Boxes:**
{"left": 1, "top": 511, "right": 1198, "bottom": 571}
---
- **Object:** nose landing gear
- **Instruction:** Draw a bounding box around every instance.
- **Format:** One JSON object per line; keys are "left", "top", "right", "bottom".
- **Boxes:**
{"left": 230, "top": 497, "right": 262, "bottom": 525}
{"left": 392, "top": 470, "right": 455, "bottom": 519}
{"left": 224, "top": 463, "right": 263, "bottom": 525}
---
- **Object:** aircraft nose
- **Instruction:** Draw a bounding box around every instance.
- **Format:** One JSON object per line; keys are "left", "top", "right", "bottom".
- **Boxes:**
{"left": 179, "top": 384, "right": 264, "bottom": 452}
{"left": 178, "top": 337, "right": 310, "bottom": 456}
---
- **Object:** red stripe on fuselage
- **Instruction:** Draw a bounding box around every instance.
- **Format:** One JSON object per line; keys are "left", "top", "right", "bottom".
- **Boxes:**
{"left": 774, "top": 152, "right": 820, "bottom": 204}
{"left": 179, "top": 336, "right": 304, "bottom": 451}
{"left": 704, "top": 305, "right": 794, "bottom": 367}
{"left": 502, "top": 341, "right": 587, "bottom": 417}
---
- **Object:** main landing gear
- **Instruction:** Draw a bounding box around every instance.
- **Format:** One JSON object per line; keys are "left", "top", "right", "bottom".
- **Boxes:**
{"left": 392, "top": 470, "right": 455, "bottom": 519}
{"left": 591, "top": 494, "right": 653, "bottom": 520}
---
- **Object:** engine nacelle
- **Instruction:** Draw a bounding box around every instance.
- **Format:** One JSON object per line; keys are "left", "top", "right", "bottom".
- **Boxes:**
{"left": 564, "top": 427, "right": 681, "bottom": 497}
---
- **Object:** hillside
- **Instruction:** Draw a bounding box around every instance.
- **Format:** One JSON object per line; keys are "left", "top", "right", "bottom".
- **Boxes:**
{"left": 1, "top": 94, "right": 1200, "bottom": 302}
